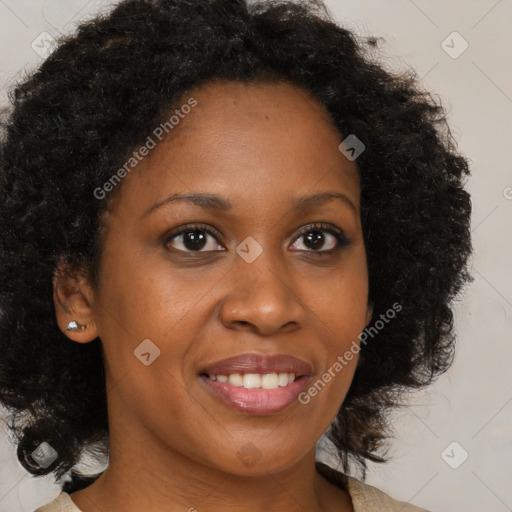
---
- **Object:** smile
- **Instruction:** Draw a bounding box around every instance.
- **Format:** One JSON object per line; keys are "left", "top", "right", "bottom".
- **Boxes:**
{"left": 199, "top": 373, "right": 309, "bottom": 414}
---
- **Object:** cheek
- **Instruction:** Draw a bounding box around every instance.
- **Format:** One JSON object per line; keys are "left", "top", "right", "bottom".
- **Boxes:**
{"left": 300, "top": 290, "right": 363, "bottom": 419}
{"left": 94, "top": 245, "right": 224, "bottom": 384}
{"left": 97, "top": 246, "right": 196, "bottom": 336}
{"left": 305, "top": 249, "right": 368, "bottom": 403}
{"left": 318, "top": 248, "right": 369, "bottom": 337}
{"left": 93, "top": 254, "right": 203, "bottom": 425}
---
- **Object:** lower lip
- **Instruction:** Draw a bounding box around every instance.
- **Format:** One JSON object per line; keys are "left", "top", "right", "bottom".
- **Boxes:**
{"left": 199, "top": 375, "right": 309, "bottom": 415}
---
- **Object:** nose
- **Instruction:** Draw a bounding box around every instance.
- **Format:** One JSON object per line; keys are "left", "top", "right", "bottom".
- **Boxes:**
{"left": 219, "top": 251, "right": 306, "bottom": 336}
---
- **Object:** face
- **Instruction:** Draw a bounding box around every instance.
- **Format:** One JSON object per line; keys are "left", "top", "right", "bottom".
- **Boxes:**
{"left": 56, "top": 80, "right": 372, "bottom": 476}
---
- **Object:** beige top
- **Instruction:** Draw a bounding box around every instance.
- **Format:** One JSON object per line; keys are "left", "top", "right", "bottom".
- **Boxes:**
{"left": 35, "top": 462, "right": 430, "bottom": 512}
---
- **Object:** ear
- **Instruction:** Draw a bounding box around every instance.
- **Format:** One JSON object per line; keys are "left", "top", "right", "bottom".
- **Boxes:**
{"left": 53, "top": 260, "right": 99, "bottom": 343}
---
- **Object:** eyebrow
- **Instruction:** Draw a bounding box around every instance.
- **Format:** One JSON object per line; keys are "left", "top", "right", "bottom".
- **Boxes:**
{"left": 140, "top": 190, "right": 357, "bottom": 220}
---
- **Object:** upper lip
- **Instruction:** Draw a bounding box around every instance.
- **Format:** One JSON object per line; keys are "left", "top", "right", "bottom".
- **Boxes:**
{"left": 199, "top": 353, "right": 312, "bottom": 377}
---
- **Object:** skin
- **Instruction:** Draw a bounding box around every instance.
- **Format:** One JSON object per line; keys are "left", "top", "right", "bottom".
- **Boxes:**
{"left": 53, "top": 80, "right": 372, "bottom": 512}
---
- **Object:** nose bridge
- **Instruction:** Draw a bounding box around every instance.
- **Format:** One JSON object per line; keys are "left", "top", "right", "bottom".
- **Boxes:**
{"left": 219, "top": 237, "right": 305, "bottom": 334}
{"left": 240, "top": 242, "right": 289, "bottom": 296}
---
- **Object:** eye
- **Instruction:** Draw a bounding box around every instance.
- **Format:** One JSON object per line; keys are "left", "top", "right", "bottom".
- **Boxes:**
{"left": 163, "top": 222, "right": 351, "bottom": 254}
{"left": 290, "top": 223, "right": 351, "bottom": 253}
{"left": 164, "top": 224, "right": 224, "bottom": 253}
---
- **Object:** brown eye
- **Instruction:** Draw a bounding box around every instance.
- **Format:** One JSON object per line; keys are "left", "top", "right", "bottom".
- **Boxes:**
{"left": 290, "top": 223, "right": 351, "bottom": 252}
{"left": 164, "top": 225, "right": 225, "bottom": 253}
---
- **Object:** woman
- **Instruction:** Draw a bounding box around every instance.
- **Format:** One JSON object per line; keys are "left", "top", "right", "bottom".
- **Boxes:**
{"left": 0, "top": 0, "right": 472, "bottom": 510}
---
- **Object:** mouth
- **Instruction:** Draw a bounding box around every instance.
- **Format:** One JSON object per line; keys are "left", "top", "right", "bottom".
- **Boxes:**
{"left": 197, "top": 352, "right": 312, "bottom": 414}
{"left": 198, "top": 371, "right": 310, "bottom": 415}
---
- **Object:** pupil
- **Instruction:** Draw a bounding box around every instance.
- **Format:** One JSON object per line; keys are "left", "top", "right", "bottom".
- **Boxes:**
{"left": 305, "top": 230, "right": 324, "bottom": 250}
{"left": 184, "top": 230, "right": 206, "bottom": 250}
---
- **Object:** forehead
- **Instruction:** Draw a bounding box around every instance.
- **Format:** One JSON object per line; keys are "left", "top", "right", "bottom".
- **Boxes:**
{"left": 169, "top": 79, "right": 344, "bottom": 150}
{"left": 112, "top": 80, "right": 361, "bottom": 217}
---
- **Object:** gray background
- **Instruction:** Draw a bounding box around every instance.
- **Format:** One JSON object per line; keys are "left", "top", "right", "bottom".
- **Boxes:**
{"left": 0, "top": 1, "right": 511, "bottom": 511}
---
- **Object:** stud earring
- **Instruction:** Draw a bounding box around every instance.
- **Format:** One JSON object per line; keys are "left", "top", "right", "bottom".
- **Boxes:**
{"left": 65, "top": 320, "right": 86, "bottom": 332}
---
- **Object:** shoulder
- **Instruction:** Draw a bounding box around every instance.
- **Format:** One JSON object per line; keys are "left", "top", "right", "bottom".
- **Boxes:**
{"left": 346, "top": 475, "right": 431, "bottom": 511}
{"left": 315, "top": 461, "right": 431, "bottom": 512}
{"left": 34, "top": 492, "right": 82, "bottom": 512}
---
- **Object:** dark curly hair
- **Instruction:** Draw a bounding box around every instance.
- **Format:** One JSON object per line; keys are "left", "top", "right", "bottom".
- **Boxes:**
{"left": 0, "top": 0, "right": 472, "bottom": 493}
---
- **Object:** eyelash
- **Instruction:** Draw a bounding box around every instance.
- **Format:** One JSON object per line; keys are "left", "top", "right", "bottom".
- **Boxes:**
{"left": 163, "top": 222, "right": 351, "bottom": 254}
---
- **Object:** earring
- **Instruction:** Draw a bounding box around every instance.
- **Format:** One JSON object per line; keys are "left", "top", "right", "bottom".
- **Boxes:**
{"left": 65, "top": 320, "right": 86, "bottom": 331}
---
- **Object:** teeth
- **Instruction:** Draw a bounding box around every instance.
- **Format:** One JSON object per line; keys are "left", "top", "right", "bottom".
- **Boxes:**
{"left": 278, "top": 373, "right": 289, "bottom": 387}
{"left": 229, "top": 374, "right": 243, "bottom": 387}
{"left": 242, "top": 373, "right": 260, "bottom": 388}
{"left": 207, "top": 372, "right": 297, "bottom": 389}
{"left": 261, "top": 373, "right": 278, "bottom": 389}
